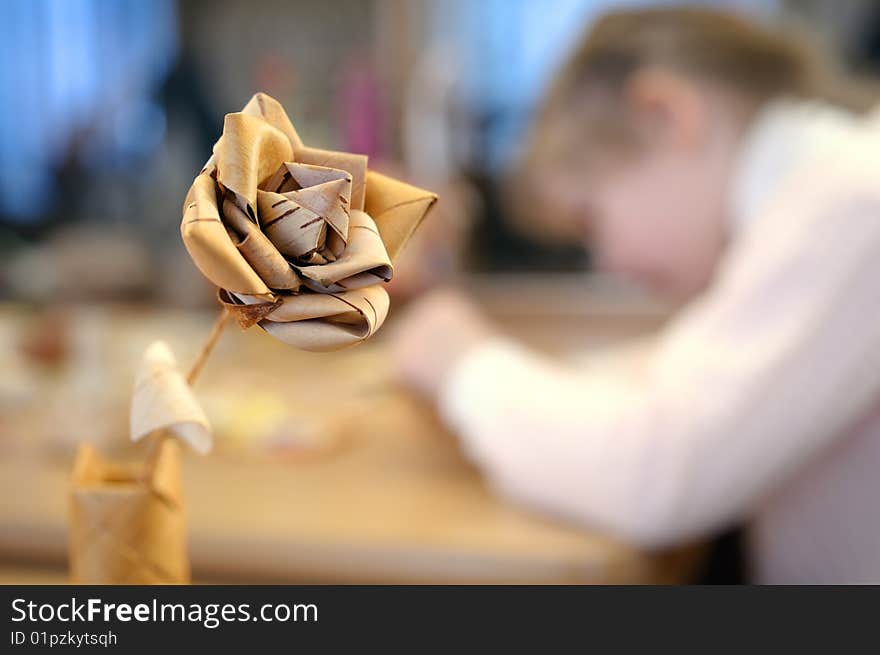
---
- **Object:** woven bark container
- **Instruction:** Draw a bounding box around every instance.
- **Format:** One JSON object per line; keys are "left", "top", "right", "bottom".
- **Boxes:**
{"left": 68, "top": 438, "right": 190, "bottom": 584}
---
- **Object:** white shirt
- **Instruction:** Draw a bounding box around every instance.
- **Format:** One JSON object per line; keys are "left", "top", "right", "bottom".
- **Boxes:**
{"left": 439, "top": 100, "right": 880, "bottom": 583}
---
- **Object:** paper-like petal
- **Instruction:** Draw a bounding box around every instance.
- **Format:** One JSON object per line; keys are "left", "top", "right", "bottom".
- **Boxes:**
{"left": 181, "top": 173, "right": 272, "bottom": 296}
{"left": 364, "top": 170, "right": 437, "bottom": 261}
{"left": 300, "top": 272, "right": 384, "bottom": 293}
{"left": 283, "top": 161, "right": 350, "bottom": 192}
{"left": 296, "top": 210, "right": 392, "bottom": 288}
{"left": 288, "top": 180, "right": 351, "bottom": 242}
{"left": 295, "top": 146, "right": 368, "bottom": 211}
{"left": 240, "top": 92, "right": 303, "bottom": 150}
{"left": 259, "top": 285, "right": 390, "bottom": 351}
{"left": 257, "top": 190, "right": 326, "bottom": 259}
{"left": 222, "top": 198, "right": 301, "bottom": 290}
{"left": 214, "top": 113, "right": 293, "bottom": 217}
{"left": 264, "top": 162, "right": 352, "bottom": 240}
{"left": 130, "top": 341, "right": 212, "bottom": 454}
{"left": 197, "top": 92, "right": 303, "bottom": 180}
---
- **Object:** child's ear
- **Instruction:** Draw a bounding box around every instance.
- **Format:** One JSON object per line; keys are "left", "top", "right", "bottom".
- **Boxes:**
{"left": 624, "top": 67, "right": 707, "bottom": 151}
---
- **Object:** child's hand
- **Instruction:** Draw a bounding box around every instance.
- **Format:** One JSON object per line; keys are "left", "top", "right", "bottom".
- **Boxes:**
{"left": 390, "top": 288, "right": 496, "bottom": 400}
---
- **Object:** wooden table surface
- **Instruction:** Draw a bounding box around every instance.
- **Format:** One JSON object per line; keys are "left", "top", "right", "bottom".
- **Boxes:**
{"left": 0, "top": 278, "right": 697, "bottom": 583}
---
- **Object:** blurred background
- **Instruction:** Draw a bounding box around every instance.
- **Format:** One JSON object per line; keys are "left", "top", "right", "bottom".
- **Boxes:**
{"left": 1, "top": 0, "right": 879, "bottom": 584}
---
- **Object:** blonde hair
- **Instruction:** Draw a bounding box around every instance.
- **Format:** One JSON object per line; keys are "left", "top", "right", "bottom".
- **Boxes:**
{"left": 525, "top": 5, "right": 876, "bottom": 176}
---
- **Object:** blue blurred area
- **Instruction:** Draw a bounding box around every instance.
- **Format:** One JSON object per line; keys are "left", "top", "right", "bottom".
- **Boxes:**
{"left": 430, "top": 0, "right": 633, "bottom": 171}
{"left": 429, "top": 0, "right": 776, "bottom": 172}
{"left": 0, "top": 0, "right": 784, "bottom": 226}
{"left": 0, "top": 0, "right": 178, "bottom": 223}
{"left": 0, "top": 0, "right": 867, "bottom": 287}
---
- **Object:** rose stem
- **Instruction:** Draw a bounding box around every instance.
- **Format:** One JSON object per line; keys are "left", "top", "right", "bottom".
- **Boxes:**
{"left": 145, "top": 305, "right": 230, "bottom": 470}
{"left": 186, "top": 306, "right": 231, "bottom": 385}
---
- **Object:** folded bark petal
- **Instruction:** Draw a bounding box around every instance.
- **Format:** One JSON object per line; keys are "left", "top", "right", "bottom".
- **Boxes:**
{"left": 364, "top": 170, "right": 438, "bottom": 261}
{"left": 130, "top": 341, "right": 212, "bottom": 454}
{"left": 296, "top": 210, "right": 392, "bottom": 288}
{"left": 294, "top": 145, "right": 368, "bottom": 211}
{"left": 214, "top": 112, "right": 293, "bottom": 217}
{"left": 264, "top": 162, "right": 352, "bottom": 240}
{"left": 223, "top": 198, "right": 301, "bottom": 291}
{"left": 241, "top": 92, "right": 303, "bottom": 149}
{"left": 181, "top": 173, "right": 272, "bottom": 296}
{"left": 257, "top": 189, "right": 326, "bottom": 260}
{"left": 259, "top": 285, "right": 390, "bottom": 351}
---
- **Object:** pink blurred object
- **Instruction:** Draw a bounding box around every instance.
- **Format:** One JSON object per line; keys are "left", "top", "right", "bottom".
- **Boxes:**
{"left": 339, "top": 55, "right": 384, "bottom": 159}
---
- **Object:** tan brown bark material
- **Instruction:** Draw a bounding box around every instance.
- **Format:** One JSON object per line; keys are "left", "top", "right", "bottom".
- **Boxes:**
{"left": 181, "top": 92, "right": 437, "bottom": 351}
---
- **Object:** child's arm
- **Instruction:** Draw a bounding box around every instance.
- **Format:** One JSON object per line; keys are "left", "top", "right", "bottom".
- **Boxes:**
{"left": 413, "top": 177, "right": 880, "bottom": 548}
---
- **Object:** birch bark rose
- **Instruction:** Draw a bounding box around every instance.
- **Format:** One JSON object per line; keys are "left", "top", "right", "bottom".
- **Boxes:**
{"left": 181, "top": 93, "right": 437, "bottom": 351}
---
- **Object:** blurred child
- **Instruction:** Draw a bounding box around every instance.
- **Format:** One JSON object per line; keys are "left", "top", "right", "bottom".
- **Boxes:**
{"left": 391, "top": 6, "right": 880, "bottom": 583}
